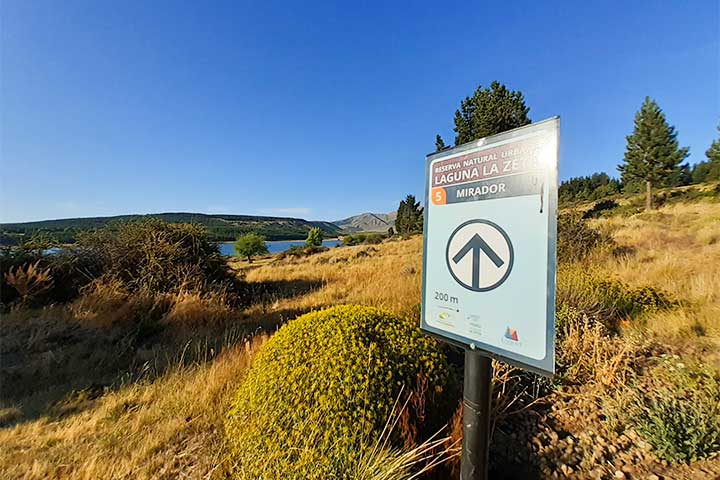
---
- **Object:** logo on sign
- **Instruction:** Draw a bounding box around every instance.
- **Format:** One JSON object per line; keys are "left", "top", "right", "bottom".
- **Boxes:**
{"left": 445, "top": 219, "right": 514, "bottom": 292}
{"left": 504, "top": 327, "right": 519, "bottom": 342}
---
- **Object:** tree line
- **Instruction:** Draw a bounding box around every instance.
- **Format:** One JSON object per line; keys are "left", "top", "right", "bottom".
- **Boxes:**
{"left": 435, "top": 83, "right": 720, "bottom": 211}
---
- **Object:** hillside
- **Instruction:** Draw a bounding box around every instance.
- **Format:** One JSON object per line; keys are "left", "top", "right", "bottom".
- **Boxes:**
{"left": 333, "top": 211, "right": 396, "bottom": 232}
{"left": 2, "top": 197, "right": 719, "bottom": 478}
{"left": 0, "top": 212, "right": 343, "bottom": 244}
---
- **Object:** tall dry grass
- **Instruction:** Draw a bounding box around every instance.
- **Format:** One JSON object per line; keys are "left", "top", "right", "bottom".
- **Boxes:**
{"left": 593, "top": 202, "right": 720, "bottom": 345}
{"left": 2, "top": 199, "right": 719, "bottom": 479}
{"left": 0, "top": 335, "right": 267, "bottom": 480}
{"left": 242, "top": 239, "right": 423, "bottom": 319}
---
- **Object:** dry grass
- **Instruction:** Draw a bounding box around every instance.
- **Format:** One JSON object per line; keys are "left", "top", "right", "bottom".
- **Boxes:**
{"left": 592, "top": 202, "right": 720, "bottom": 348}
{"left": 242, "top": 239, "right": 423, "bottom": 319}
{"left": 0, "top": 335, "right": 267, "bottom": 480}
{"left": 2, "top": 198, "right": 719, "bottom": 479}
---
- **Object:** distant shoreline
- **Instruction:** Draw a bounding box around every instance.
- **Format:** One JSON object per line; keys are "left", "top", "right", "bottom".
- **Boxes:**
{"left": 216, "top": 238, "right": 340, "bottom": 244}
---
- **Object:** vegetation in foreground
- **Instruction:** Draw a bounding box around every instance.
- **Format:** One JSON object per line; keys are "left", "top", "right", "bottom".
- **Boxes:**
{"left": 1, "top": 193, "right": 719, "bottom": 479}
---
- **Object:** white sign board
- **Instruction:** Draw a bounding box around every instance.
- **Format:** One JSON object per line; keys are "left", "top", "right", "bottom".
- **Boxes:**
{"left": 421, "top": 118, "right": 559, "bottom": 376}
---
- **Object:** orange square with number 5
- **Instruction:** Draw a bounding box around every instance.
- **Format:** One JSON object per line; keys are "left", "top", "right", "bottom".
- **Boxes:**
{"left": 431, "top": 187, "right": 446, "bottom": 205}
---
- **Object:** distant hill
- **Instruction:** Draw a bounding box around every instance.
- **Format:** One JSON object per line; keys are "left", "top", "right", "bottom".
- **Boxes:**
{"left": 0, "top": 213, "right": 343, "bottom": 244}
{"left": 333, "top": 212, "right": 396, "bottom": 233}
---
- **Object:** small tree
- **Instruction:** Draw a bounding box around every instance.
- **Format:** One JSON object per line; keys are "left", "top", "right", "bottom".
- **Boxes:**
{"left": 305, "top": 227, "right": 323, "bottom": 247}
{"left": 704, "top": 124, "right": 720, "bottom": 181}
{"left": 617, "top": 97, "right": 689, "bottom": 210}
{"left": 452, "top": 81, "right": 530, "bottom": 145}
{"left": 395, "top": 195, "right": 423, "bottom": 236}
{"left": 387, "top": 226, "right": 394, "bottom": 237}
{"left": 234, "top": 232, "right": 268, "bottom": 262}
{"left": 435, "top": 134, "right": 446, "bottom": 152}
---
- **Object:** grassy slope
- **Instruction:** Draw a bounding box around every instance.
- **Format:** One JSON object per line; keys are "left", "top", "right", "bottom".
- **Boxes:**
{"left": 1, "top": 198, "right": 719, "bottom": 479}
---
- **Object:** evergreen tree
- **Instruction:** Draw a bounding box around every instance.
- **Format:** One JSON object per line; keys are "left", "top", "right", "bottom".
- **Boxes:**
{"left": 705, "top": 125, "right": 720, "bottom": 180}
{"left": 305, "top": 227, "right": 323, "bottom": 247}
{"left": 435, "top": 134, "right": 446, "bottom": 152}
{"left": 395, "top": 195, "right": 423, "bottom": 236}
{"left": 617, "top": 97, "right": 689, "bottom": 210}
{"left": 452, "top": 81, "right": 530, "bottom": 145}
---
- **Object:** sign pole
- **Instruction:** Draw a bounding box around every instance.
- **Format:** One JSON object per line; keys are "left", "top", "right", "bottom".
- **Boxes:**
{"left": 461, "top": 350, "right": 493, "bottom": 480}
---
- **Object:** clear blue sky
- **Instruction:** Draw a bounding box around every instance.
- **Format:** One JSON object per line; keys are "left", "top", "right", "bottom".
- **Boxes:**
{"left": 1, "top": 0, "right": 718, "bottom": 223}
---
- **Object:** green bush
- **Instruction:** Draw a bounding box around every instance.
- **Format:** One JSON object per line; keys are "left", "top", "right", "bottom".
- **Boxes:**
{"left": 225, "top": 305, "right": 454, "bottom": 479}
{"left": 557, "top": 264, "right": 674, "bottom": 330}
{"left": 557, "top": 212, "right": 614, "bottom": 262}
{"left": 582, "top": 199, "right": 619, "bottom": 219}
{"left": 627, "top": 358, "right": 720, "bottom": 463}
{"left": 276, "top": 244, "right": 328, "bottom": 260}
{"left": 342, "top": 232, "right": 385, "bottom": 246}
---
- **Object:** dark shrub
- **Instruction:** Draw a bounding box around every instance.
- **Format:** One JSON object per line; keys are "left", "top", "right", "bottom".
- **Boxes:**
{"left": 557, "top": 212, "right": 614, "bottom": 262}
{"left": 341, "top": 232, "right": 385, "bottom": 246}
{"left": 74, "top": 219, "right": 238, "bottom": 296}
{"left": 276, "top": 244, "right": 328, "bottom": 260}
{"left": 582, "top": 199, "right": 619, "bottom": 219}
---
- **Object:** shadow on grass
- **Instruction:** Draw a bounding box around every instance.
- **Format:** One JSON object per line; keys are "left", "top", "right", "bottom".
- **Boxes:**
{"left": 0, "top": 279, "right": 323, "bottom": 428}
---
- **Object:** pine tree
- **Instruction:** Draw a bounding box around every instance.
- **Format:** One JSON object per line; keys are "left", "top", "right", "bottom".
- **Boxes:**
{"left": 435, "top": 134, "right": 446, "bottom": 152}
{"left": 617, "top": 97, "right": 689, "bottom": 210}
{"left": 705, "top": 124, "right": 720, "bottom": 181}
{"left": 395, "top": 195, "right": 423, "bottom": 236}
{"left": 452, "top": 81, "right": 530, "bottom": 145}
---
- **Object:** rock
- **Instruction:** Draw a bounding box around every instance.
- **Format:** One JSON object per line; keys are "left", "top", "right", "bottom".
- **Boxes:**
{"left": 614, "top": 470, "right": 626, "bottom": 479}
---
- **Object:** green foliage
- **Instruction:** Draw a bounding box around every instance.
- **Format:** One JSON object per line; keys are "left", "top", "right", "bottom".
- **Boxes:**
{"left": 559, "top": 172, "right": 621, "bottom": 205}
{"left": 342, "top": 232, "right": 385, "bottom": 246}
{"left": 276, "top": 244, "right": 328, "bottom": 260}
{"left": 305, "top": 227, "right": 323, "bottom": 247}
{"left": 691, "top": 125, "right": 720, "bottom": 182}
{"left": 225, "top": 305, "right": 453, "bottom": 478}
{"left": 435, "top": 134, "right": 446, "bottom": 152}
{"left": 557, "top": 213, "right": 614, "bottom": 262}
{"left": 395, "top": 195, "right": 423, "bottom": 236}
{"left": 582, "top": 199, "right": 619, "bottom": 219}
{"left": 0, "top": 213, "right": 342, "bottom": 244}
{"left": 618, "top": 97, "right": 689, "bottom": 209}
{"left": 557, "top": 264, "right": 674, "bottom": 331}
{"left": 233, "top": 232, "right": 269, "bottom": 262}
{"left": 452, "top": 81, "right": 530, "bottom": 145}
{"left": 626, "top": 358, "right": 720, "bottom": 463}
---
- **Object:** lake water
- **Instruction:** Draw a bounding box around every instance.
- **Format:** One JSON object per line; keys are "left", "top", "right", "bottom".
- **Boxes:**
{"left": 218, "top": 239, "right": 341, "bottom": 257}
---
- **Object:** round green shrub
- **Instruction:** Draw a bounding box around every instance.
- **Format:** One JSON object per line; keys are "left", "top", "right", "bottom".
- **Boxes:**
{"left": 225, "top": 305, "right": 453, "bottom": 479}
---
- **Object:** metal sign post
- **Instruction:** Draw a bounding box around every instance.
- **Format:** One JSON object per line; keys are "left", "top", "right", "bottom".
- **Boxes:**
{"left": 461, "top": 351, "right": 493, "bottom": 480}
{"left": 420, "top": 118, "right": 560, "bottom": 478}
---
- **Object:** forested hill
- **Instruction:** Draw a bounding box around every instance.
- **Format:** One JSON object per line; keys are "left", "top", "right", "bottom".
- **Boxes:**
{"left": 0, "top": 212, "right": 343, "bottom": 244}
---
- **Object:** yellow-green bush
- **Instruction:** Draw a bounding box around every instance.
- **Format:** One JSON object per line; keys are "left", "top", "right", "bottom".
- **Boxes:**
{"left": 225, "top": 305, "right": 453, "bottom": 479}
{"left": 557, "top": 264, "right": 675, "bottom": 330}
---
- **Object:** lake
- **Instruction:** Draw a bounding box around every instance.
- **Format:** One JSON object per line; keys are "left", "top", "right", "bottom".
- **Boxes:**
{"left": 218, "top": 239, "right": 341, "bottom": 257}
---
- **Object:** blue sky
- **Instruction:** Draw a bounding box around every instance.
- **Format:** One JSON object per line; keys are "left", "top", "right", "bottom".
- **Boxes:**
{"left": 1, "top": 0, "right": 718, "bottom": 223}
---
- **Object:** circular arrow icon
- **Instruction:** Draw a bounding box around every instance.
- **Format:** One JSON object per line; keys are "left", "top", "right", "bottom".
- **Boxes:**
{"left": 446, "top": 219, "right": 513, "bottom": 292}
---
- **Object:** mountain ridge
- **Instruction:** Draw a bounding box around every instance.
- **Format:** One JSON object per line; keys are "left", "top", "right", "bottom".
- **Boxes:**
{"left": 0, "top": 212, "right": 342, "bottom": 244}
{"left": 333, "top": 211, "right": 396, "bottom": 233}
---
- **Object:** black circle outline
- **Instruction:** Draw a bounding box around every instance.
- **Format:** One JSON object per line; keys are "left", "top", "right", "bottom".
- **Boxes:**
{"left": 445, "top": 219, "right": 514, "bottom": 292}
